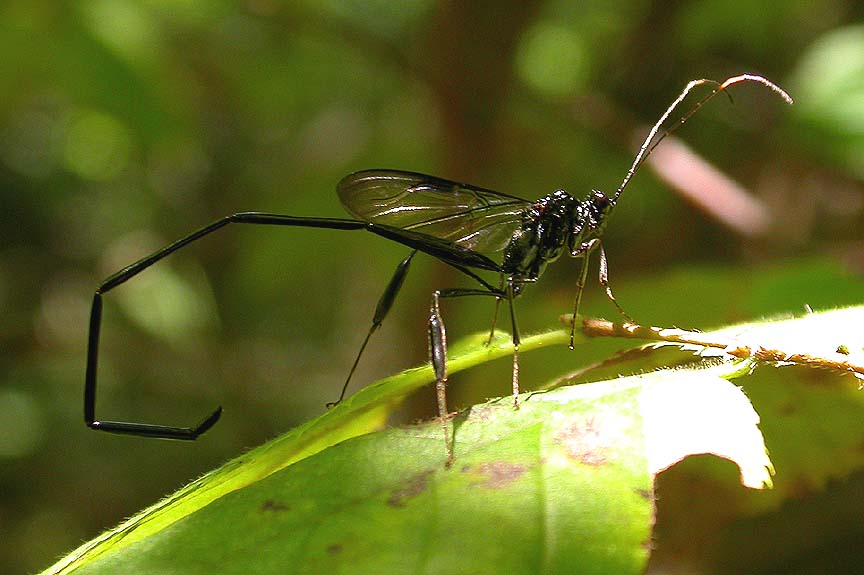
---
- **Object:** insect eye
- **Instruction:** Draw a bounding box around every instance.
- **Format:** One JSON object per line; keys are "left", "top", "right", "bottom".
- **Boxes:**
{"left": 591, "top": 190, "right": 610, "bottom": 208}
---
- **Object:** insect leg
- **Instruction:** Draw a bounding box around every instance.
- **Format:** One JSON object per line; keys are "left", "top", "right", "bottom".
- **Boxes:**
{"left": 429, "top": 261, "right": 503, "bottom": 349}
{"left": 428, "top": 287, "right": 504, "bottom": 466}
{"left": 428, "top": 290, "right": 451, "bottom": 465}
{"left": 597, "top": 243, "right": 634, "bottom": 323}
{"left": 505, "top": 278, "right": 521, "bottom": 408}
{"left": 568, "top": 239, "right": 600, "bottom": 349}
{"left": 328, "top": 250, "right": 417, "bottom": 408}
{"left": 87, "top": 213, "right": 367, "bottom": 439}
{"left": 484, "top": 274, "right": 506, "bottom": 347}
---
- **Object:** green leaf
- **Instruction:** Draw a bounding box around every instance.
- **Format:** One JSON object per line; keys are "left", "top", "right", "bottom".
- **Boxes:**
{"left": 45, "top": 306, "right": 864, "bottom": 574}
{"left": 43, "top": 329, "right": 568, "bottom": 574}
{"left": 46, "top": 365, "right": 770, "bottom": 575}
{"left": 566, "top": 306, "right": 864, "bottom": 504}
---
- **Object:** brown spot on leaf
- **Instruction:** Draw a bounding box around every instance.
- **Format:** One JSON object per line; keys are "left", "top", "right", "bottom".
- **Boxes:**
{"left": 387, "top": 470, "right": 433, "bottom": 507}
{"left": 260, "top": 499, "right": 289, "bottom": 513}
{"left": 776, "top": 401, "right": 797, "bottom": 416}
{"left": 555, "top": 415, "right": 611, "bottom": 466}
{"left": 786, "top": 476, "right": 817, "bottom": 500}
{"left": 636, "top": 488, "right": 654, "bottom": 501}
{"left": 466, "top": 405, "right": 496, "bottom": 422}
{"left": 326, "top": 543, "right": 343, "bottom": 555}
{"left": 463, "top": 461, "right": 526, "bottom": 489}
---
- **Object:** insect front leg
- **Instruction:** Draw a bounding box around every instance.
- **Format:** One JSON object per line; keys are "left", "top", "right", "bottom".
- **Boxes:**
{"left": 568, "top": 238, "right": 600, "bottom": 349}
{"left": 570, "top": 238, "right": 636, "bottom": 349}
{"left": 597, "top": 243, "right": 634, "bottom": 324}
{"left": 567, "top": 239, "right": 634, "bottom": 346}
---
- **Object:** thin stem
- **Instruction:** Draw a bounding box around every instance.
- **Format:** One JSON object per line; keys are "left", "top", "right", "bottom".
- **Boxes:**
{"left": 579, "top": 317, "right": 864, "bottom": 378}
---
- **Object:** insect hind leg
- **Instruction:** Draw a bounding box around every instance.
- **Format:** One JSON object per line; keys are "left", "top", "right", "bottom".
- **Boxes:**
{"left": 86, "top": 212, "right": 368, "bottom": 440}
{"left": 327, "top": 250, "right": 417, "bottom": 408}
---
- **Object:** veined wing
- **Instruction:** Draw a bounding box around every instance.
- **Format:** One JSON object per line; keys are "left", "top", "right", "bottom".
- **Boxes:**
{"left": 337, "top": 170, "right": 531, "bottom": 256}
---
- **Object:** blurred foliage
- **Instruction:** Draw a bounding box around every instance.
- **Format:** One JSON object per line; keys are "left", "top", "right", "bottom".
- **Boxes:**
{"left": 1, "top": 1, "right": 863, "bottom": 573}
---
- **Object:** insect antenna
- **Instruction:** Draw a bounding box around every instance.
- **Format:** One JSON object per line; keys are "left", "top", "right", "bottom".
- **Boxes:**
{"left": 612, "top": 74, "right": 793, "bottom": 203}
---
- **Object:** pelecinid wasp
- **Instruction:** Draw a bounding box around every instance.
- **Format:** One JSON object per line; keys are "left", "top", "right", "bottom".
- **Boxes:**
{"left": 84, "top": 75, "right": 792, "bottom": 461}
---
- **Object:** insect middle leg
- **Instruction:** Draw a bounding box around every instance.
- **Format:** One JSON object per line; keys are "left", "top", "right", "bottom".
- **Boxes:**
{"left": 428, "top": 284, "right": 518, "bottom": 465}
{"left": 483, "top": 274, "right": 507, "bottom": 347}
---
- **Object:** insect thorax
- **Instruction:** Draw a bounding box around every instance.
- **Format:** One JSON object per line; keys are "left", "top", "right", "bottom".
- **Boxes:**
{"left": 502, "top": 189, "right": 582, "bottom": 281}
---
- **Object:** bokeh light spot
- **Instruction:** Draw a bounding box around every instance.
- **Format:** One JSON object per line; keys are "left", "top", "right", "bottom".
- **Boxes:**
{"left": 516, "top": 22, "right": 588, "bottom": 99}
{"left": 62, "top": 109, "right": 133, "bottom": 181}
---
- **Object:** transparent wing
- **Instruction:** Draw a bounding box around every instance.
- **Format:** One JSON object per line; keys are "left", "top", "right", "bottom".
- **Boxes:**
{"left": 337, "top": 170, "right": 531, "bottom": 255}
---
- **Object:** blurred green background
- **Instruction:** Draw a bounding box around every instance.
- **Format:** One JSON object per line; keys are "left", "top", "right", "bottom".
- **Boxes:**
{"left": 2, "top": 1, "right": 864, "bottom": 573}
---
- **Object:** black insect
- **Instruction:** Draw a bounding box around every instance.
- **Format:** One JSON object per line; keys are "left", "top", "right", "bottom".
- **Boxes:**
{"left": 85, "top": 75, "right": 791, "bottom": 459}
